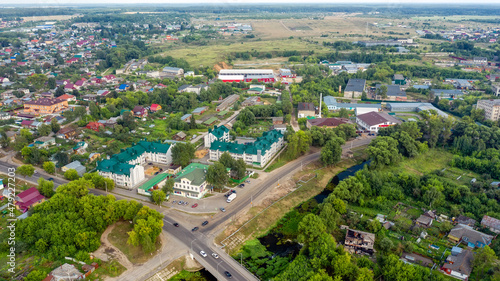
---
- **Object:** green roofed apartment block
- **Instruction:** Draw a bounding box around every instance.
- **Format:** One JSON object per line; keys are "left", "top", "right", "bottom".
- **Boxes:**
{"left": 138, "top": 173, "right": 170, "bottom": 196}
{"left": 173, "top": 163, "right": 210, "bottom": 199}
{"left": 209, "top": 129, "right": 284, "bottom": 168}
{"left": 204, "top": 125, "right": 230, "bottom": 147}
{"left": 97, "top": 140, "right": 173, "bottom": 188}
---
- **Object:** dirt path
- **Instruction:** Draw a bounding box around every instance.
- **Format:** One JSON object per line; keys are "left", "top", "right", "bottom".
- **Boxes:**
{"left": 92, "top": 224, "right": 134, "bottom": 270}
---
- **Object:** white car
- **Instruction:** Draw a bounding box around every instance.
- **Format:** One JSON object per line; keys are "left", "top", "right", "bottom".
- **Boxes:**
{"left": 200, "top": 251, "right": 207, "bottom": 258}
{"left": 212, "top": 253, "right": 219, "bottom": 259}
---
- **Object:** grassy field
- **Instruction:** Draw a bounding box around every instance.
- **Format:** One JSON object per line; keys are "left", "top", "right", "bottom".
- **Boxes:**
{"left": 155, "top": 38, "right": 330, "bottom": 68}
{"left": 382, "top": 149, "right": 453, "bottom": 176}
{"left": 108, "top": 221, "right": 161, "bottom": 265}
{"left": 412, "top": 15, "right": 500, "bottom": 21}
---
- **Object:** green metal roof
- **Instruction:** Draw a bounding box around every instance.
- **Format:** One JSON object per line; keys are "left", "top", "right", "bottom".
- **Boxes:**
{"left": 174, "top": 163, "right": 209, "bottom": 186}
{"left": 248, "top": 87, "right": 264, "bottom": 91}
{"left": 217, "top": 111, "right": 228, "bottom": 116}
{"left": 210, "top": 130, "right": 283, "bottom": 156}
{"left": 203, "top": 117, "right": 218, "bottom": 125}
{"left": 97, "top": 140, "right": 171, "bottom": 175}
{"left": 208, "top": 125, "right": 229, "bottom": 139}
{"left": 138, "top": 173, "right": 170, "bottom": 192}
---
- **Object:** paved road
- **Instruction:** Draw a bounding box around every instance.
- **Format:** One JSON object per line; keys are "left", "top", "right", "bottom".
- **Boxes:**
{"left": 163, "top": 216, "right": 258, "bottom": 281}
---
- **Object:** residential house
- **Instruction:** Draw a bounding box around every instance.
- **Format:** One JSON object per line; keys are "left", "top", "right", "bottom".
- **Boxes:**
{"left": 448, "top": 224, "right": 493, "bottom": 248}
{"left": 173, "top": 131, "right": 187, "bottom": 141}
{"left": 33, "top": 136, "right": 55, "bottom": 148}
{"left": 56, "top": 127, "right": 78, "bottom": 140}
{"left": 209, "top": 130, "right": 284, "bottom": 167}
{"left": 400, "top": 252, "right": 434, "bottom": 268}
{"left": 86, "top": 121, "right": 104, "bottom": 132}
{"left": 344, "top": 228, "right": 375, "bottom": 255}
{"left": 270, "top": 124, "right": 287, "bottom": 134}
{"left": 492, "top": 83, "right": 500, "bottom": 97}
{"left": 271, "top": 117, "right": 284, "bottom": 125}
{"left": 73, "top": 141, "right": 88, "bottom": 154}
{"left": 173, "top": 163, "right": 209, "bottom": 199}
{"left": 455, "top": 215, "right": 477, "bottom": 227}
{"left": 344, "top": 79, "right": 366, "bottom": 98}
{"left": 15, "top": 187, "right": 45, "bottom": 213}
{"left": 441, "top": 248, "right": 474, "bottom": 280}
{"left": 97, "top": 141, "right": 173, "bottom": 187}
{"left": 306, "top": 117, "right": 350, "bottom": 129}
{"left": 43, "top": 263, "right": 84, "bottom": 281}
{"left": 56, "top": 93, "right": 76, "bottom": 102}
{"left": 132, "top": 106, "right": 148, "bottom": 118}
{"left": 150, "top": 104, "right": 162, "bottom": 112}
{"left": 297, "top": 102, "right": 316, "bottom": 118}
{"left": 481, "top": 215, "right": 500, "bottom": 234}
{"left": 416, "top": 210, "right": 436, "bottom": 228}
{"left": 62, "top": 161, "right": 86, "bottom": 176}
{"left": 204, "top": 125, "right": 230, "bottom": 147}
{"left": 23, "top": 98, "right": 68, "bottom": 115}
{"left": 89, "top": 153, "right": 101, "bottom": 162}
{"left": 356, "top": 112, "right": 402, "bottom": 133}
{"left": 393, "top": 74, "right": 406, "bottom": 85}
{"left": 178, "top": 84, "right": 208, "bottom": 95}
{"left": 181, "top": 114, "right": 192, "bottom": 122}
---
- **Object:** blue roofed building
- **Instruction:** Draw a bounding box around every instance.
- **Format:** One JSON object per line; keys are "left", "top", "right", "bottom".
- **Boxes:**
{"left": 97, "top": 140, "right": 174, "bottom": 187}
{"left": 209, "top": 130, "right": 284, "bottom": 167}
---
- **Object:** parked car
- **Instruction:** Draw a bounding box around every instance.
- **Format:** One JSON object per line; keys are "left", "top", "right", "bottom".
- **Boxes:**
{"left": 200, "top": 251, "right": 207, "bottom": 257}
{"left": 173, "top": 223, "right": 179, "bottom": 227}
{"left": 47, "top": 178, "right": 54, "bottom": 181}
{"left": 212, "top": 253, "right": 219, "bottom": 259}
{"left": 246, "top": 180, "right": 250, "bottom": 183}
{"left": 178, "top": 201, "right": 183, "bottom": 205}
{"left": 220, "top": 208, "right": 226, "bottom": 212}
{"left": 192, "top": 227, "right": 199, "bottom": 232}
{"left": 148, "top": 163, "right": 153, "bottom": 165}
{"left": 192, "top": 203, "right": 198, "bottom": 208}
{"left": 202, "top": 220, "right": 209, "bottom": 226}
{"left": 224, "top": 271, "right": 232, "bottom": 279}
{"left": 184, "top": 201, "right": 188, "bottom": 205}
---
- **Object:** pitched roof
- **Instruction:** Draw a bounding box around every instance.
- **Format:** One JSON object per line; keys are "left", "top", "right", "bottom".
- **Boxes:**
{"left": 15, "top": 187, "right": 45, "bottom": 210}
{"left": 56, "top": 94, "right": 75, "bottom": 100}
{"left": 345, "top": 79, "right": 366, "bottom": 93}
{"left": 174, "top": 163, "right": 209, "bottom": 186}
{"left": 24, "top": 98, "right": 66, "bottom": 106}
{"left": 376, "top": 84, "right": 406, "bottom": 97}
{"left": 307, "top": 117, "right": 350, "bottom": 127}
{"left": 210, "top": 130, "right": 283, "bottom": 156}
{"left": 481, "top": 215, "right": 500, "bottom": 230}
{"left": 357, "top": 111, "right": 401, "bottom": 127}
{"left": 449, "top": 224, "right": 493, "bottom": 246}
{"left": 138, "top": 173, "right": 170, "bottom": 192}
{"left": 209, "top": 125, "right": 230, "bottom": 139}
{"left": 297, "top": 102, "right": 315, "bottom": 111}
{"left": 442, "top": 249, "right": 474, "bottom": 276}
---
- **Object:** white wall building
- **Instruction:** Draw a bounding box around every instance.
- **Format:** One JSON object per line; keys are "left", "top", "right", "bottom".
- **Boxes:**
{"left": 204, "top": 125, "right": 230, "bottom": 148}
{"left": 356, "top": 112, "right": 402, "bottom": 133}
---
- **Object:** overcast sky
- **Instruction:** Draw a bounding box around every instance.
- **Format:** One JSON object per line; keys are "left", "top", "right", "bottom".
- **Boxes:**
{"left": 3, "top": 0, "right": 500, "bottom": 5}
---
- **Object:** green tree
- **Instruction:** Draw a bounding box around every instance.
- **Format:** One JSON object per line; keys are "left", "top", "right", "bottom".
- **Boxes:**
{"left": 64, "top": 169, "right": 80, "bottom": 180}
{"left": 320, "top": 138, "right": 343, "bottom": 166}
{"left": 377, "top": 85, "right": 388, "bottom": 99}
{"left": 25, "top": 270, "right": 47, "bottom": 281}
{"left": 27, "top": 74, "right": 48, "bottom": 90}
{"left": 367, "top": 136, "right": 401, "bottom": 168}
{"left": 232, "top": 159, "right": 247, "bottom": 179}
{"left": 43, "top": 161, "right": 55, "bottom": 174}
{"left": 17, "top": 164, "right": 35, "bottom": 178}
{"left": 171, "top": 143, "right": 195, "bottom": 167}
{"left": 162, "top": 178, "right": 175, "bottom": 195}
{"left": 55, "top": 86, "right": 65, "bottom": 97}
{"left": 219, "top": 152, "right": 235, "bottom": 168}
{"left": 37, "top": 124, "right": 51, "bottom": 136}
{"left": 37, "top": 178, "right": 54, "bottom": 198}
{"left": 151, "top": 190, "right": 166, "bottom": 205}
{"left": 473, "top": 246, "right": 497, "bottom": 280}
{"left": 47, "top": 77, "right": 56, "bottom": 89}
{"left": 338, "top": 108, "right": 349, "bottom": 118}
{"left": 0, "top": 131, "right": 10, "bottom": 148}
{"left": 297, "top": 214, "right": 326, "bottom": 244}
{"left": 55, "top": 178, "right": 92, "bottom": 198}
{"left": 206, "top": 162, "right": 228, "bottom": 189}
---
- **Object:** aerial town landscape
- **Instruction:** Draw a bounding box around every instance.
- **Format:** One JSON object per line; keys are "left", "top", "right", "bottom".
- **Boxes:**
{"left": 1, "top": 1, "right": 500, "bottom": 281}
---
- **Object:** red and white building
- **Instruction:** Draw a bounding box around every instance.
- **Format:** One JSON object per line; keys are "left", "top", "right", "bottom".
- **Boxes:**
{"left": 356, "top": 111, "right": 401, "bottom": 133}
{"left": 218, "top": 69, "right": 275, "bottom": 83}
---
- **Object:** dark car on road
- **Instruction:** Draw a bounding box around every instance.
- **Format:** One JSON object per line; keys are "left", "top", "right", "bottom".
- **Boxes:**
{"left": 191, "top": 227, "right": 199, "bottom": 232}
{"left": 224, "top": 271, "right": 232, "bottom": 279}
{"left": 47, "top": 178, "right": 54, "bottom": 181}
{"left": 173, "top": 223, "right": 179, "bottom": 227}
{"left": 202, "top": 221, "right": 209, "bottom": 226}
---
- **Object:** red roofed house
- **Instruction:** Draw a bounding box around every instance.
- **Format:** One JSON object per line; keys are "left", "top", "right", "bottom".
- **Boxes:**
{"left": 150, "top": 104, "right": 162, "bottom": 112}
{"left": 56, "top": 94, "right": 76, "bottom": 102}
{"left": 133, "top": 106, "right": 148, "bottom": 118}
{"left": 15, "top": 187, "right": 45, "bottom": 212}
{"left": 66, "top": 58, "right": 78, "bottom": 64}
{"left": 86, "top": 121, "right": 104, "bottom": 132}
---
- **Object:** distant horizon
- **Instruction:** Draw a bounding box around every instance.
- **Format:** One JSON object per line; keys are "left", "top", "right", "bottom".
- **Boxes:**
{"left": 2, "top": 1, "right": 500, "bottom": 6}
